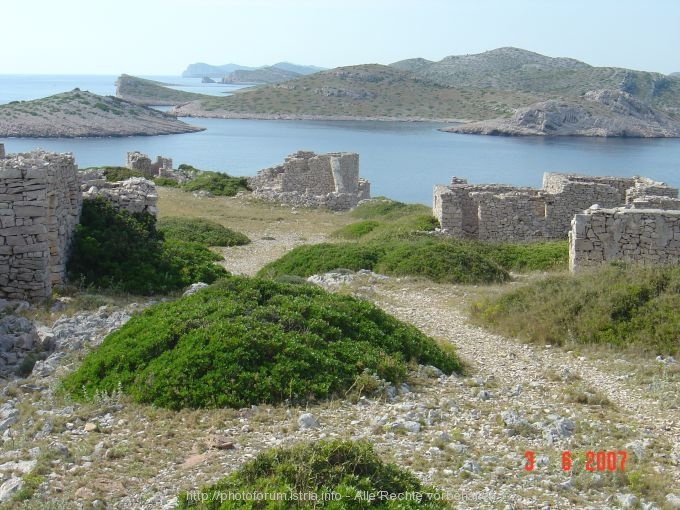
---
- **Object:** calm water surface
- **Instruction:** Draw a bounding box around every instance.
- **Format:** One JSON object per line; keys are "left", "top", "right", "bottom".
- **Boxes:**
{"left": 1, "top": 75, "right": 679, "bottom": 204}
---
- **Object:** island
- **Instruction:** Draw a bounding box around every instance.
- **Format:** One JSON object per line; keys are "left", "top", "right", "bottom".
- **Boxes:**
{"left": 0, "top": 89, "right": 204, "bottom": 138}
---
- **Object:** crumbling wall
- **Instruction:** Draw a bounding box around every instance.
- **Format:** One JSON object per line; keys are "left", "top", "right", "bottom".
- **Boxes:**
{"left": 434, "top": 172, "right": 677, "bottom": 242}
{"left": 81, "top": 173, "right": 158, "bottom": 215}
{"left": 249, "top": 151, "right": 369, "bottom": 211}
{"left": 570, "top": 206, "right": 680, "bottom": 270}
{"left": 0, "top": 148, "right": 81, "bottom": 301}
{"left": 127, "top": 151, "right": 173, "bottom": 179}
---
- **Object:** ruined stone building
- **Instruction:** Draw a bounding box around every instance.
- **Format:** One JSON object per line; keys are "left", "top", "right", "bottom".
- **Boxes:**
{"left": 0, "top": 144, "right": 82, "bottom": 301}
{"left": 127, "top": 151, "right": 173, "bottom": 178}
{"left": 249, "top": 151, "right": 371, "bottom": 211}
{"left": 433, "top": 172, "right": 677, "bottom": 242}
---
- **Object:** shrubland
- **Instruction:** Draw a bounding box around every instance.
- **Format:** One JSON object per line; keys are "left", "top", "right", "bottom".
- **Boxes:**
{"left": 62, "top": 276, "right": 461, "bottom": 409}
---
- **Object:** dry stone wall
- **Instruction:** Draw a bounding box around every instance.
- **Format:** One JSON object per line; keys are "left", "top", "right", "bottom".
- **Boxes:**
{"left": 0, "top": 145, "right": 81, "bottom": 301}
{"left": 249, "top": 151, "right": 370, "bottom": 211}
{"left": 80, "top": 171, "right": 158, "bottom": 215}
{"left": 434, "top": 172, "right": 677, "bottom": 242}
{"left": 570, "top": 206, "right": 680, "bottom": 270}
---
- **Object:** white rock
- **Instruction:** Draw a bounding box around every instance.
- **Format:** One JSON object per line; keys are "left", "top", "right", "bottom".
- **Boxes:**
{"left": 0, "top": 477, "right": 23, "bottom": 502}
{"left": 297, "top": 413, "right": 320, "bottom": 430}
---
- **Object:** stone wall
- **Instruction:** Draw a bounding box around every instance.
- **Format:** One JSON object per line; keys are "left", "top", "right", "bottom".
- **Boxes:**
{"left": 248, "top": 151, "right": 370, "bottom": 211}
{"left": 127, "top": 151, "right": 173, "bottom": 179}
{"left": 434, "top": 173, "right": 677, "bottom": 242}
{"left": 0, "top": 149, "right": 81, "bottom": 301}
{"left": 80, "top": 171, "right": 158, "bottom": 215}
{"left": 570, "top": 206, "right": 680, "bottom": 270}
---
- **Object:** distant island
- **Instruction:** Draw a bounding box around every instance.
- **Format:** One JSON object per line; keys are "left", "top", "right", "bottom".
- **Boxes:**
{"left": 181, "top": 61, "right": 325, "bottom": 83}
{"left": 0, "top": 89, "right": 204, "bottom": 137}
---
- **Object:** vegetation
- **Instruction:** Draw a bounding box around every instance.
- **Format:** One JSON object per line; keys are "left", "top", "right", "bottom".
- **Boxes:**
{"left": 67, "top": 198, "right": 228, "bottom": 294}
{"left": 471, "top": 264, "right": 680, "bottom": 356}
{"left": 260, "top": 199, "right": 567, "bottom": 284}
{"left": 62, "top": 276, "right": 461, "bottom": 409}
{"left": 80, "top": 166, "right": 145, "bottom": 182}
{"left": 182, "top": 170, "right": 250, "bottom": 197}
{"left": 157, "top": 217, "right": 251, "bottom": 247}
{"left": 177, "top": 440, "right": 449, "bottom": 509}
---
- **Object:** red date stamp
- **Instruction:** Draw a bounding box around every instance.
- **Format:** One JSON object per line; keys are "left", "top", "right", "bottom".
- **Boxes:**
{"left": 524, "top": 450, "right": 627, "bottom": 471}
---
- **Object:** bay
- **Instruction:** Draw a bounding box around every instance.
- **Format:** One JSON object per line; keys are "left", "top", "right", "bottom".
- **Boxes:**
{"left": 1, "top": 75, "right": 679, "bottom": 205}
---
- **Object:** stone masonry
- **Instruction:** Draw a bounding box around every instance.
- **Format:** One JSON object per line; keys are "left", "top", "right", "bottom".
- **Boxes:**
{"left": 248, "top": 151, "right": 370, "bottom": 211}
{"left": 0, "top": 145, "right": 82, "bottom": 301}
{"left": 570, "top": 206, "right": 680, "bottom": 270}
{"left": 434, "top": 172, "right": 677, "bottom": 242}
{"left": 80, "top": 170, "right": 158, "bottom": 215}
{"left": 127, "top": 151, "right": 173, "bottom": 179}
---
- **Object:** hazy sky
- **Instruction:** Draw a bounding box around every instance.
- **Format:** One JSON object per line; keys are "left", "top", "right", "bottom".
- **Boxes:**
{"left": 5, "top": 0, "right": 680, "bottom": 75}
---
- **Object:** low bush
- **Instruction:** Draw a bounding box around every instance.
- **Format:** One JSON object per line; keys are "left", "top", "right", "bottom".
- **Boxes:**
{"left": 153, "top": 177, "right": 179, "bottom": 187}
{"left": 158, "top": 217, "right": 251, "bottom": 247}
{"left": 182, "top": 170, "right": 249, "bottom": 197}
{"left": 62, "top": 276, "right": 461, "bottom": 409}
{"left": 471, "top": 264, "right": 680, "bottom": 356}
{"left": 100, "top": 166, "right": 145, "bottom": 182}
{"left": 177, "top": 440, "right": 449, "bottom": 509}
{"left": 67, "top": 198, "right": 228, "bottom": 294}
{"left": 331, "top": 219, "right": 382, "bottom": 239}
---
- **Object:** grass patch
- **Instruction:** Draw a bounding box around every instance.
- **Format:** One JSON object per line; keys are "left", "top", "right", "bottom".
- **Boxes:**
{"left": 62, "top": 276, "right": 461, "bottom": 409}
{"left": 182, "top": 170, "right": 250, "bottom": 197}
{"left": 177, "top": 440, "right": 449, "bottom": 509}
{"left": 157, "top": 217, "right": 251, "bottom": 247}
{"left": 67, "top": 198, "right": 228, "bottom": 295}
{"left": 471, "top": 264, "right": 680, "bottom": 356}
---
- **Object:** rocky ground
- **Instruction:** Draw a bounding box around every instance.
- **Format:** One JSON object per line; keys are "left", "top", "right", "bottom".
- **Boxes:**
{"left": 0, "top": 213, "right": 679, "bottom": 509}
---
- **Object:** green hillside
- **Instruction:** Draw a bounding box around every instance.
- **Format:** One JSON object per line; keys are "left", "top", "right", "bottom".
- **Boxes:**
{"left": 172, "top": 64, "right": 542, "bottom": 121}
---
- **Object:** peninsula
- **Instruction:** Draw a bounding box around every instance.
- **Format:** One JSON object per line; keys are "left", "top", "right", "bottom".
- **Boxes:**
{"left": 443, "top": 89, "right": 680, "bottom": 137}
{"left": 115, "top": 74, "right": 210, "bottom": 106}
{"left": 0, "top": 89, "right": 204, "bottom": 138}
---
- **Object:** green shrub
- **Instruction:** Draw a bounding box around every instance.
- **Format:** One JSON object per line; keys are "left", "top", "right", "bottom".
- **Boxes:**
{"left": 471, "top": 264, "right": 680, "bottom": 355}
{"left": 100, "top": 166, "right": 145, "bottom": 182}
{"left": 67, "top": 198, "right": 228, "bottom": 294}
{"left": 331, "top": 220, "right": 382, "bottom": 239}
{"left": 153, "top": 177, "right": 180, "bottom": 187}
{"left": 375, "top": 239, "right": 509, "bottom": 284}
{"left": 62, "top": 276, "right": 461, "bottom": 409}
{"left": 258, "top": 243, "right": 384, "bottom": 280}
{"left": 177, "top": 440, "right": 449, "bottom": 509}
{"left": 158, "top": 217, "right": 251, "bottom": 247}
{"left": 476, "top": 240, "right": 568, "bottom": 272}
{"left": 182, "top": 170, "right": 249, "bottom": 197}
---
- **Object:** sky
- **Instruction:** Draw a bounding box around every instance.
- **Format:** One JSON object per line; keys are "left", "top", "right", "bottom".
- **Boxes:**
{"left": 5, "top": 0, "right": 680, "bottom": 75}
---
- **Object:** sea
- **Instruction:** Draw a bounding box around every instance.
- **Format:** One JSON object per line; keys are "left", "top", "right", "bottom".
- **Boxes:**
{"left": 1, "top": 74, "right": 679, "bottom": 205}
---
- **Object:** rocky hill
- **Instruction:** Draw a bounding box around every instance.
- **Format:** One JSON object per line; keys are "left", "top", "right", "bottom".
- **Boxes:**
{"left": 170, "top": 64, "right": 540, "bottom": 121}
{"left": 392, "top": 47, "right": 680, "bottom": 111}
{"left": 115, "top": 74, "right": 210, "bottom": 106}
{"left": 444, "top": 89, "right": 680, "bottom": 137}
{"left": 0, "top": 89, "right": 204, "bottom": 137}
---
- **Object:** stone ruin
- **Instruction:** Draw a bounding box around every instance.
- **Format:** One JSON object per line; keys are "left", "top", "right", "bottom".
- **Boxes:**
{"left": 433, "top": 172, "right": 678, "bottom": 242}
{"left": 0, "top": 144, "right": 82, "bottom": 301}
{"left": 570, "top": 206, "right": 680, "bottom": 270}
{"left": 127, "top": 150, "right": 173, "bottom": 178}
{"left": 0, "top": 144, "right": 159, "bottom": 302}
{"left": 80, "top": 169, "right": 158, "bottom": 215}
{"left": 248, "top": 151, "right": 371, "bottom": 211}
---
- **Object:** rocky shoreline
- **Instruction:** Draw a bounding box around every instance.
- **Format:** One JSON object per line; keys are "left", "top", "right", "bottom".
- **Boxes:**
{"left": 444, "top": 90, "right": 680, "bottom": 138}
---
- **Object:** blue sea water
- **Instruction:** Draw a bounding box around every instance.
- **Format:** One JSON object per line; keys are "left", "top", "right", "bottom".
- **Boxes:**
{"left": 1, "top": 75, "right": 679, "bottom": 205}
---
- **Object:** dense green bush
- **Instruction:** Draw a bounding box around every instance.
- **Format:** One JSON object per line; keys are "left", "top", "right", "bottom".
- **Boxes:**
{"left": 182, "top": 170, "right": 249, "bottom": 197}
{"left": 331, "top": 220, "right": 382, "bottom": 240}
{"left": 471, "top": 264, "right": 680, "bottom": 355}
{"left": 259, "top": 235, "right": 567, "bottom": 284}
{"left": 62, "top": 276, "right": 460, "bottom": 409}
{"left": 158, "top": 217, "right": 251, "bottom": 247}
{"left": 153, "top": 177, "right": 180, "bottom": 187}
{"left": 177, "top": 440, "right": 449, "bottom": 509}
{"left": 101, "top": 166, "right": 145, "bottom": 182}
{"left": 67, "top": 198, "right": 228, "bottom": 294}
